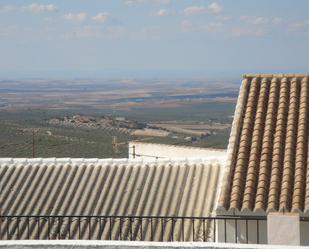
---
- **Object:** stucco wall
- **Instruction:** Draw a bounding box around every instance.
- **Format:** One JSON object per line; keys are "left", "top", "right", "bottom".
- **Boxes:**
{"left": 216, "top": 219, "right": 309, "bottom": 246}
{"left": 0, "top": 240, "right": 307, "bottom": 249}
{"left": 216, "top": 220, "right": 267, "bottom": 245}
{"left": 128, "top": 142, "right": 227, "bottom": 161}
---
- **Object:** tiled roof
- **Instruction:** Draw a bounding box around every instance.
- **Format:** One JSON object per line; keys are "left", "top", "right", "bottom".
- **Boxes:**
{"left": 0, "top": 158, "right": 222, "bottom": 240}
{"left": 218, "top": 74, "right": 309, "bottom": 214}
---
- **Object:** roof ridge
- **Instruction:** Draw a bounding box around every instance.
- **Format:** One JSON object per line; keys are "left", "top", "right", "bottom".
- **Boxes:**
{"left": 243, "top": 73, "right": 309, "bottom": 78}
{"left": 0, "top": 157, "right": 227, "bottom": 165}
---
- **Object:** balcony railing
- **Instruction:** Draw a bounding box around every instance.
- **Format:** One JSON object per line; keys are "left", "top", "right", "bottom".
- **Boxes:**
{"left": 0, "top": 215, "right": 267, "bottom": 243}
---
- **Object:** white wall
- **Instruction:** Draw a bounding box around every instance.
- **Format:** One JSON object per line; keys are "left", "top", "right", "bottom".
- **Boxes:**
{"left": 216, "top": 219, "right": 267, "bottom": 244}
{"left": 300, "top": 221, "right": 309, "bottom": 245}
{"left": 1, "top": 240, "right": 308, "bottom": 249}
{"left": 128, "top": 142, "right": 227, "bottom": 160}
{"left": 216, "top": 218, "right": 309, "bottom": 246}
{"left": 267, "top": 213, "right": 300, "bottom": 245}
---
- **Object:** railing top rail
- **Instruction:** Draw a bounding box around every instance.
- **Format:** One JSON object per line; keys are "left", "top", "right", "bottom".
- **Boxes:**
{"left": 300, "top": 217, "right": 309, "bottom": 221}
{"left": 0, "top": 215, "right": 268, "bottom": 220}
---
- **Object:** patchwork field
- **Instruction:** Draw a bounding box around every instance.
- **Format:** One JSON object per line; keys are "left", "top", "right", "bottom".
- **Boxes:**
{"left": 0, "top": 78, "right": 238, "bottom": 158}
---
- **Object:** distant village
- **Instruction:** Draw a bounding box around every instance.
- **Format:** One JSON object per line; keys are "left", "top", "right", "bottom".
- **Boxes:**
{"left": 48, "top": 115, "right": 220, "bottom": 140}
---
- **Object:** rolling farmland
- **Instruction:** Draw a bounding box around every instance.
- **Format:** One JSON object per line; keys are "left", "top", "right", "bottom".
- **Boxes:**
{"left": 0, "top": 78, "right": 238, "bottom": 158}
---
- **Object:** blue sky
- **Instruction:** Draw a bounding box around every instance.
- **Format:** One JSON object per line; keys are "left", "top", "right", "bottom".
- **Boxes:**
{"left": 0, "top": 0, "right": 309, "bottom": 78}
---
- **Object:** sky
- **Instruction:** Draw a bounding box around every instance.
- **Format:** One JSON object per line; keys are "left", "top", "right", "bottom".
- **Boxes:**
{"left": 0, "top": 0, "right": 309, "bottom": 78}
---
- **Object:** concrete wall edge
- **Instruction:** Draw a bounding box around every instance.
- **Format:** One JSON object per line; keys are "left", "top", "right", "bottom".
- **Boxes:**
{"left": 0, "top": 240, "right": 306, "bottom": 249}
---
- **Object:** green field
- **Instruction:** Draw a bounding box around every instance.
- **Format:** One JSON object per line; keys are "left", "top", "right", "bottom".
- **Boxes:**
{"left": 0, "top": 101, "right": 235, "bottom": 158}
{"left": 0, "top": 121, "right": 131, "bottom": 158}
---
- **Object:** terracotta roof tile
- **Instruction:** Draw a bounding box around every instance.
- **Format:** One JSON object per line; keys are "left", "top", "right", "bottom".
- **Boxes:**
{"left": 218, "top": 74, "right": 309, "bottom": 214}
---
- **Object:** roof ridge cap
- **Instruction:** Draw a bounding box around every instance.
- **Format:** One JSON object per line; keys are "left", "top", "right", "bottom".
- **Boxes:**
{"left": 243, "top": 73, "right": 309, "bottom": 78}
{"left": 0, "top": 157, "right": 226, "bottom": 165}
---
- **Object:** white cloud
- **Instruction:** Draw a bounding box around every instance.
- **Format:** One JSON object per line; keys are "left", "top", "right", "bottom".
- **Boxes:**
{"left": 155, "top": 9, "right": 168, "bottom": 16}
{"left": 240, "top": 16, "right": 283, "bottom": 26}
{"left": 234, "top": 16, "right": 284, "bottom": 37}
{"left": 272, "top": 17, "right": 283, "bottom": 25}
{"left": 106, "top": 26, "right": 127, "bottom": 37}
{"left": 181, "top": 20, "right": 222, "bottom": 33}
{"left": 206, "top": 22, "right": 223, "bottom": 32}
{"left": 183, "top": 2, "right": 223, "bottom": 16}
{"left": 215, "top": 15, "right": 230, "bottom": 21}
{"left": 24, "top": 3, "right": 58, "bottom": 13}
{"left": 65, "top": 25, "right": 101, "bottom": 39}
{"left": 288, "top": 20, "right": 309, "bottom": 31}
{"left": 125, "top": 0, "right": 170, "bottom": 6}
{"left": 240, "top": 16, "right": 269, "bottom": 25}
{"left": 65, "top": 25, "right": 127, "bottom": 39}
{"left": 232, "top": 27, "right": 266, "bottom": 37}
{"left": 208, "top": 3, "right": 223, "bottom": 14}
{"left": 184, "top": 6, "right": 206, "bottom": 16}
{"left": 288, "top": 19, "right": 309, "bottom": 37}
{"left": 64, "top": 13, "right": 88, "bottom": 23}
{"left": 92, "top": 12, "right": 110, "bottom": 23}
{"left": 0, "top": 3, "right": 58, "bottom": 13}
